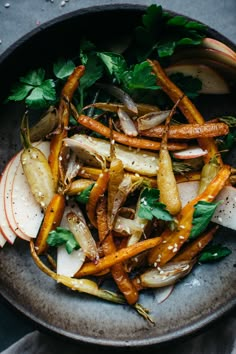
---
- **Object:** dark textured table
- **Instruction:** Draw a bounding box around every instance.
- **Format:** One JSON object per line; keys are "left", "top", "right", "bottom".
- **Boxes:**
{"left": 0, "top": 1, "right": 236, "bottom": 353}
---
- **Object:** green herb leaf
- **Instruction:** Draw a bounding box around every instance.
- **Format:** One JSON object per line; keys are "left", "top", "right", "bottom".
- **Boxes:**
{"left": 7, "top": 69, "right": 56, "bottom": 108}
{"left": 190, "top": 201, "right": 221, "bottom": 239}
{"left": 53, "top": 58, "right": 76, "bottom": 79}
{"left": 47, "top": 227, "right": 80, "bottom": 254}
{"left": 97, "top": 52, "right": 127, "bottom": 84}
{"left": 75, "top": 183, "right": 95, "bottom": 204}
{"left": 122, "top": 61, "right": 160, "bottom": 91}
{"left": 25, "top": 79, "right": 56, "bottom": 108}
{"left": 20, "top": 68, "right": 45, "bottom": 86}
{"left": 7, "top": 83, "right": 34, "bottom": 101}
{"left": 199, "top": 243, "right": 232, "bottom": 263}
{"left": 138, "top": 187, "right": 173, "bottom": 221}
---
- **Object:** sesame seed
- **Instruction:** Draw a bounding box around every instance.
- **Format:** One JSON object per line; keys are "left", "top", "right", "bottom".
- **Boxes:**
{"left": 168, "top": 245, "right": 173, "bottom": 250}
{"left": 173, "top": 247, "right": 178, "bottom": 252}
{"left": 179, "top": 235, "right": 185, "bottom": 239}
{"left": 218, "top": 216, "right": 223, "bottom": 222}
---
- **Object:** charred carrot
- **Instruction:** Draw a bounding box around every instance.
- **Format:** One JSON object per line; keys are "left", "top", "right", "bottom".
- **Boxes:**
{"left": 71, "top": 105, "right": 188, "bottom": 151}
{"left": 74, "top": 236, "right": 162, "bottom": 278}
{"left": 148, "top": 60, "right": 222, "bottom": 165}
{"left": 35, "top": 193, "right": 65, "bottom": 255}
{"left": 172, "top": 225, "right": 218, "bottom": 262}
{"left": 97, "top": 197, "right": 139, "bottom": 305}
{"left": 139, "top": 122, "right": 229, "bottom": 139}
{"left": 48, "top": 65, "right": 85, "bottom": 189}
{"left": 148, "top": 164, "right": 231, "bottom": 266}
{"left": 86, "top": 170, "right": 110, "bottom": 228}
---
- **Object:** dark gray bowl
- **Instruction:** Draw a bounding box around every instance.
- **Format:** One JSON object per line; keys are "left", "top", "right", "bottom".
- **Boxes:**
{"left": 0, "top": 3, "right": 236, "bottom": 349}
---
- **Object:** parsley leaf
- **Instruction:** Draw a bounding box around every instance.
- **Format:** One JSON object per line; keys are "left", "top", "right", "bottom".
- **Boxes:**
{"left": 7, "top": 68, "right": 56, "bottom": 109}
{"left": 133, "top": 4, "right": 206, "bottom": 62}
{"left": 53, "top": 58, "right": 76, "bottom": 79}
{"left": 190, "top": 201, "right": 221, "bottom": 239}
{"left": 138, "top": 187, "right": 173, "bottom": 221}
{"left": 199, "top": 243, "right": 232, "bottom": 263}
{"left": 25, "top": 79, "right": 56, "bottom": 108}
{"left": 122, "top": 61, "right": 160, "bottom": 91}
{"left": 47, "top": 227, "right": 80, "bottom": 254}
{"left": 97, "top": 52, "right": 127, "bottom": 84}
{"left": 75, "top": 183, "right": 95, "bottom": 204}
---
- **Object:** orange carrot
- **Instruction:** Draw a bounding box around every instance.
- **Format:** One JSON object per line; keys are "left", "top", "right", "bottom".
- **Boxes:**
{"left": 97, "top": 197, "right": 139, "bottom": 305}
{"left": 35, "top": 193, "right": 65, "bottom": 255}
{"left": 86, "top": 170, "right": 110, "bottom": 228}
{"left": 48, "top": 65, "right": 85, "bottom": 189}
{"left": 70, "top": 105, "right": 188, "bottom": 151}
{"left": 148, "top": 164, "right": 231, "bottom": 266}
{"left": 148, "top": 59, "right": 222, "bottom": 164}
{"left": 172, "top": 225, "right": 218, "bottom": 262}
{"left": 74, "top": 236, "right": 162, "bottom": 278}
{"left": 139, "top": 122, "right": 229, "bottom": 139}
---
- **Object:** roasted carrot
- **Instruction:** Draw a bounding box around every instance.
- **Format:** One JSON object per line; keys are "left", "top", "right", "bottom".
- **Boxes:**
{"left": 172, "top": 225, "right": 218, "bottom": 262}
{"left": 48, "top": 65, "right": 85, "bottom": 189}
{"left": 148, "top": 59, "right": 222, "bottom": 165}
{"left": 148, "top": 164, "right": 231, "bottom": 266}
{"left": 86, "top": 170, "right": 110, "bottom": 228}
{"left": 74, "top": 236, "right": 162, "bottom": 278}
{"left": 35, "top": 193, "right": 65, "bottom": 255}
{"left": 157, "top": 98, "right": 182, "bottom": 215}
{"left": 70, "top": 105, "right": 188, "bottom": 151}
{"left": 97, "top": 197, "right": 139, "bottom": 305}
{"left": 139, "top": 122, "right": 229, "bottom": 139}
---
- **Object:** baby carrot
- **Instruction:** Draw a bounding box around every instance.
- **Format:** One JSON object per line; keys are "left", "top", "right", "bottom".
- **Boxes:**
{"left": 35, "top": 193, "right": 65, "bottom": 255}
{"left": 70, "top": 105, "right": 188, "bottom": 151}
{"left": 139, "top": 122, "right": 229, "bottom": 139}
{"left": 74, "top": 236, "right": 162, "bottom": 278}
{"left": 157, "top": 98, "right": 182, "bottom": 215}
{"left": 48, "top": 65, "right": 85, "bottom": 189}
{"left": 172, "top": 225, "right": 218, "bottom": 262}
{"left": 86, "top": 170, "right": 110, "bottom": 228}
{"left": 97, "top": 197, "right": 139, "bottom": 305}
{"left": 148, "top": 59, "right": 222, "bottom": 165}
{"left": 148, "top": 164, "right": 231, "bottom": 266}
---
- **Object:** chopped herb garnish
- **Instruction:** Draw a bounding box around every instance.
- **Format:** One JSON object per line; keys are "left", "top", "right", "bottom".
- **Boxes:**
{"left": 190, "top": 201, "right": 221, "bottom": 239}
{"left": 138, "top": 187, "right": 173, "bottom": 221}
{"left": 47, "top": 227, "right": 80, "bottom": 254}
{"left": 75, "top": 183, "right": 95, "bottom": 204}
{"left": 199, "top": 243, "right": 232, "bottom": 263}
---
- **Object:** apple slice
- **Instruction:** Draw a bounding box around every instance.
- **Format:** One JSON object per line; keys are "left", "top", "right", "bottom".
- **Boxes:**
{"left": 165, "top": 64, "right": 230, "bottom": 94}
{"left": 3, "top": 152, "right": 31, "bottom": 241}
{"left": 9, "top": 141, "right": 50, "bottom": 239}
{"left": 178, "top": 181, "right": 236, "bottom": 230}
{"left": 57, "top": 201, "right": 86, "bottom": 277}
{"left": 0, "top": 157, "right": 17, "bottom": 244}
{"left": 173, "top": 146, "right": 208, "bottom": 159}
{"left": 202, "top": 38, "right": 236, "bottom": 61}
{"left": 0, "top": 230, "right": 7, "bottom": 248}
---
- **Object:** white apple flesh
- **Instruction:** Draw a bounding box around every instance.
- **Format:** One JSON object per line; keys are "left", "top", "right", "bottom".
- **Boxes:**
{"left": 165, "top": 63, "right": 230, "bottom": 94}
{"left": 173, "top": 146, "right": 208, "bottom": 159}
{"left": 178, "top": 181, "right": 236, "bottom": 230}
